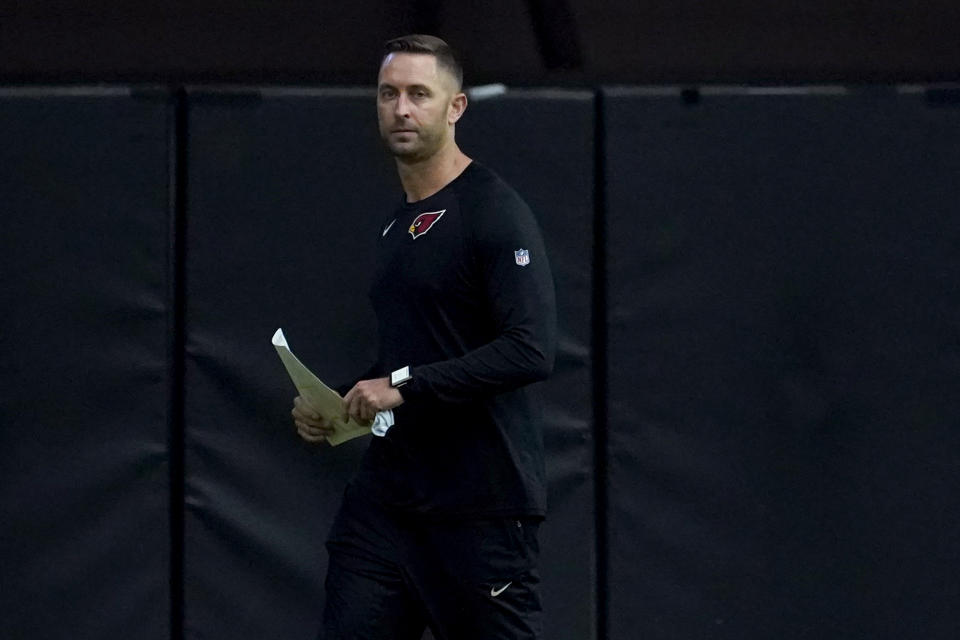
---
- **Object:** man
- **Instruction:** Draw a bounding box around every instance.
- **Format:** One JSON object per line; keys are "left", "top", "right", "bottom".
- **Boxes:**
{"left": 291, "top": 34, "right": 557, "bottom": 640}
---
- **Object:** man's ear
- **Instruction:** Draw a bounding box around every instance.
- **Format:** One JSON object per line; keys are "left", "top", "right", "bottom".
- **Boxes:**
{"left": 448, "top": 92, "right": 468, "bottom": 125}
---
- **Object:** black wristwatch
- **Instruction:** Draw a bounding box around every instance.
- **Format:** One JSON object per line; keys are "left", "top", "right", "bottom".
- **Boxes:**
{"left": 390, "top": 366, "right": 411, "bottom": 388}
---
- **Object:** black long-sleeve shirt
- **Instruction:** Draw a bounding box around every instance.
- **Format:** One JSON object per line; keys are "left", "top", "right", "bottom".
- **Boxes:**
{"left": 348, "top": 161, "right": 557, "bottom": 517}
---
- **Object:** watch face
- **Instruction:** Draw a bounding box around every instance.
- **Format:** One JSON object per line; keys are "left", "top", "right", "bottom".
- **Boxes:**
{"left": 391, "top": 366, "right": 410, "bottom": 386}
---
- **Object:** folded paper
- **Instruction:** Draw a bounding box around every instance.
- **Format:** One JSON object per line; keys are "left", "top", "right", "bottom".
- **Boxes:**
{"left": 272, "top": 328, "right": 371, "bottom": 446}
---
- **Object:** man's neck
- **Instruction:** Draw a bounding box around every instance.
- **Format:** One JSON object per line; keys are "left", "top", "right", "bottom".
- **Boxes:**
{"left": 396, "top": 141, "right": 472, "bottom": 203}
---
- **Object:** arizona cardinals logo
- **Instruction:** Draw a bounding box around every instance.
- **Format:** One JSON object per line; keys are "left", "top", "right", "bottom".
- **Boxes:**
{"left": 408, "top": 209, "right": 446, "bottom": 239}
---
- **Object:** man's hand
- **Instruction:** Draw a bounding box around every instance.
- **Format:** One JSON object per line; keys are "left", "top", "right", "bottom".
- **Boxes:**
{"left": 343, "top": 377, "right": 404, "bottom": 424}
{"left": 291, "top": 395, "right": 334, "bottom": 444}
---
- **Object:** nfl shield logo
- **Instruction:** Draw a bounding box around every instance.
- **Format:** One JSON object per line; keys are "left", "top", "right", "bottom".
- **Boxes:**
{"left": 515, "top": 249, "right": 530, "bottom": 266}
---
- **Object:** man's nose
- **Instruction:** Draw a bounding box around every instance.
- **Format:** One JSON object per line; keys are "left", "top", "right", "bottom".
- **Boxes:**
{"left": 394, "top": 92, "right": 411, "bottom": 117}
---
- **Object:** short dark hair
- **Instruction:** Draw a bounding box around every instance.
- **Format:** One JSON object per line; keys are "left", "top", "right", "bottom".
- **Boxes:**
{"left": 382, "top": 34, "right": 464, "bottom": 90}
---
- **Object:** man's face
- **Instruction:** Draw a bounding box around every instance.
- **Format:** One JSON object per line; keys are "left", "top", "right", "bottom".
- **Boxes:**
{"left": 377, "top": 53, "right": 459, "bottom": 162}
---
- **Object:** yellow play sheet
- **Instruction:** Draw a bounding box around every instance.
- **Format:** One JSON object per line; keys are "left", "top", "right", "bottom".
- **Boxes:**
{"left": 272, "top": 328, "right": 371, "bottom": 446}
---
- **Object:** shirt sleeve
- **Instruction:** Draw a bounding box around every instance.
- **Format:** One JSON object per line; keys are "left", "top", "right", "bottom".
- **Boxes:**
{"left": 398, "top": 191, "right": 557, "bottom": 404}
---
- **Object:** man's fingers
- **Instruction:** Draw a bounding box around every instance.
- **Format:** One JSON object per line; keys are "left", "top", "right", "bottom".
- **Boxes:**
{"left": 342, "top": 381, "right": 391, "bottom": 424}
{"left": 342, "top": 389, "right": 355, "bottom": 421}
{"left": 294, "top": 396, "right": 321, "bottom": 420}
{"left": 292, "top": 395, "right": 336, "bottom": 444}
{"left": 297, "top": 428, "right": 327, "bottom": 443}
{"left": 346, "top": 391, "right": 373, "bottom": 424}
{"left": 361, "top": 403, "right": 375, "bottom": 423}
{"left": 347, "top": 400, "right": 361, "bottom": 423}
{"left": 296, "top": 421, "right": 332, "bottom": 443}
{"left": 292, "top": 408, "right": 329, "bottom": 428}
{"left": 293, "top": 398, "right": 333, "bottom": 428}
{"left": 296, "top": 420, "right": 333, "bottom": 436}
{"left": 298, "top": 427, "right": 323, "bottom": 441}
{"left": 345, "top": 389, "right": 367, "bottom": 423}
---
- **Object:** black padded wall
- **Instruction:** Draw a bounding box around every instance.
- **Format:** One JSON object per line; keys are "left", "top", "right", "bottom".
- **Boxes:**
{"left": 181, "top": 89, "right": 394, "bottom": 640}
{"left": 458, "top": 90, "right": 596, "bottom": 640}
{"left": 5, "top": 83, "right": 959, "bottom": 640}
{"left": 603, "top": 87, "right": 960, "bottom": 640}
{"left": 0, "top": 89, "right": 172, "bottom": 639}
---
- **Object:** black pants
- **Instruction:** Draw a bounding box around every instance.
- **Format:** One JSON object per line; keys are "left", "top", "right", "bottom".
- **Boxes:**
{"left": 320, "top": 486, "right": 542, "bottom": 640}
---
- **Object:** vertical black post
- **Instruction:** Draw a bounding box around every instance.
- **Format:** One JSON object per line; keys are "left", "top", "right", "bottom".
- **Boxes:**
{"left": 592, "top": 89, "right": 608, "bottom": 640}
{"left": 168, "top": 86, "right": 188, "bottom": 640}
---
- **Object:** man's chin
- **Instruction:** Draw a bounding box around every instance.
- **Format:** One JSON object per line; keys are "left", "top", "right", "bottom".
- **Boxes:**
{"left": 382, "top": 133, "right": 442, "bottom": 162}
{"left": 387, "top": 142, "right": 427, "bottom": 161}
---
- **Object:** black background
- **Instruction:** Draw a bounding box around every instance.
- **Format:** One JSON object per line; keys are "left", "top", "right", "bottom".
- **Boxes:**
{"left": 1, "top": 1, "right": 958, "bottom": 85}
{"left": 2, "top": 4, "right": 959, "bottom": 638}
